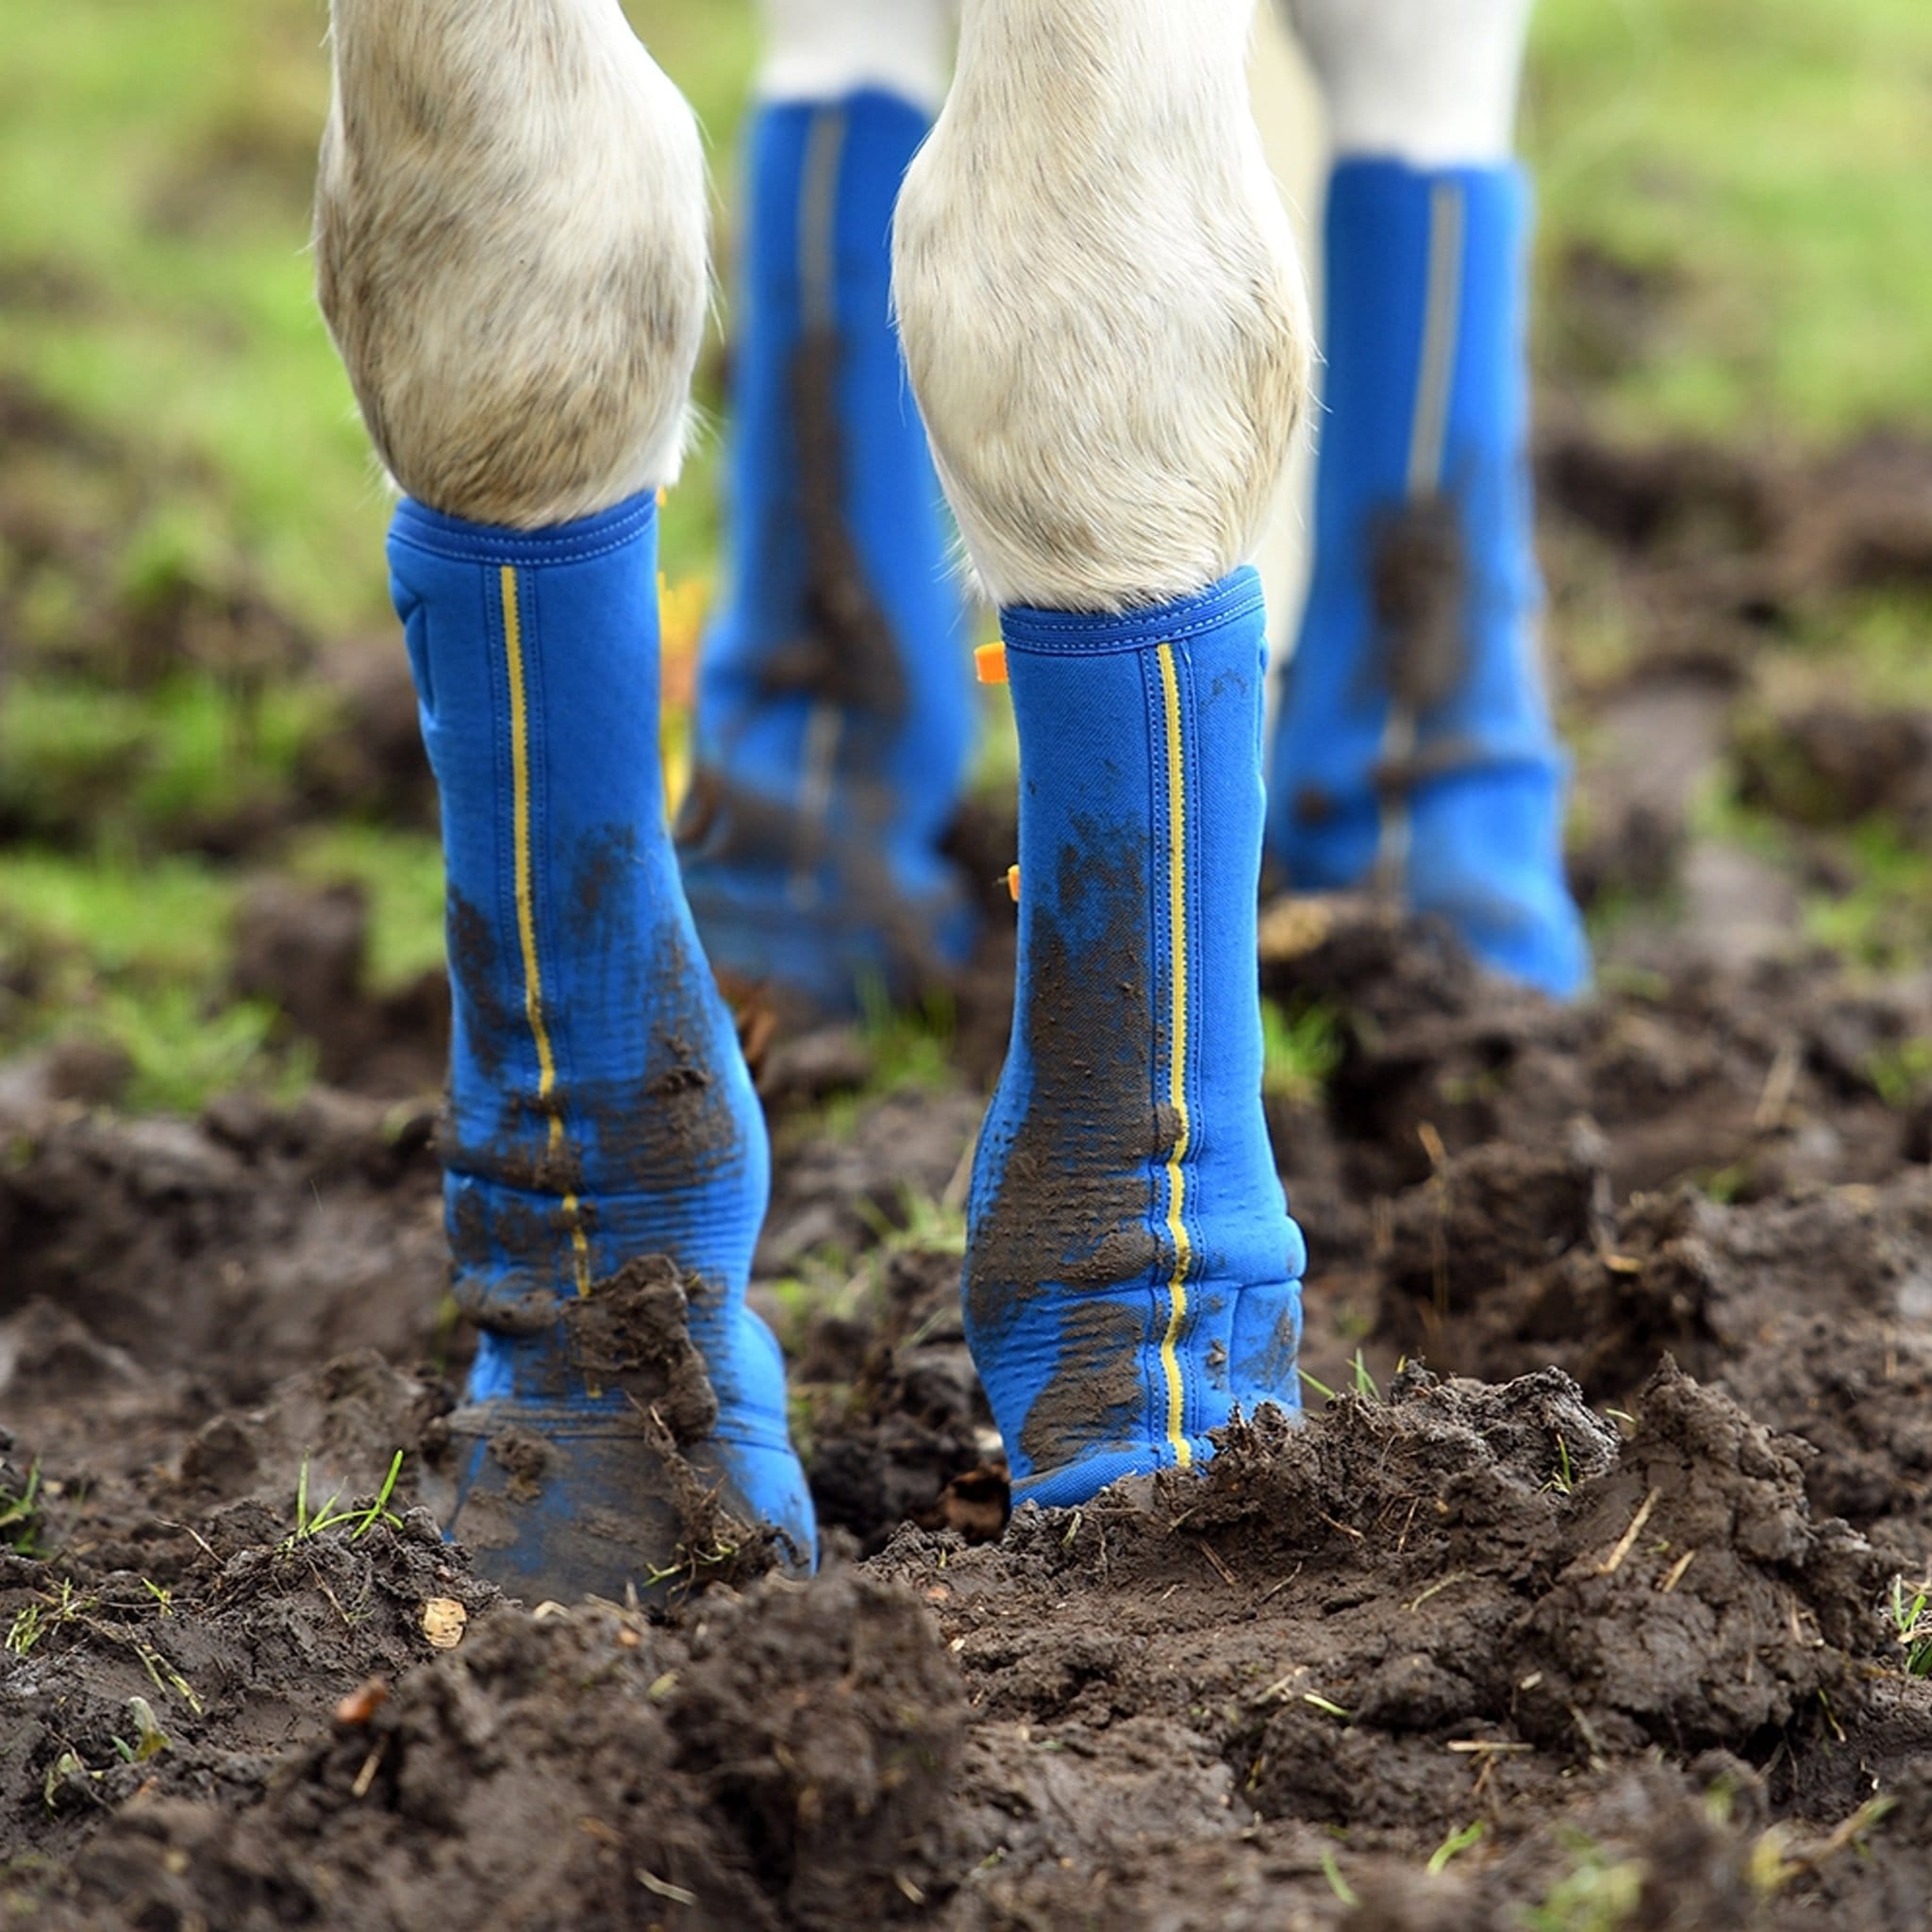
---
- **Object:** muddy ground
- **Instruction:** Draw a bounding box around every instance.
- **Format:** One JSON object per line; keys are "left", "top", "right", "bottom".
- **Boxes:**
{"left": 9, "top": 428, "right": 1932, "bottom": 1927}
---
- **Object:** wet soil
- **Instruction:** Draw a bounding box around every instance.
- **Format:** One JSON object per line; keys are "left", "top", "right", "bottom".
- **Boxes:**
{"left": 8, "top": 880, "right": 1932, "bottom": 1926}
{"left": 10, "top": 424, "right": 1932, "bottom": 1924}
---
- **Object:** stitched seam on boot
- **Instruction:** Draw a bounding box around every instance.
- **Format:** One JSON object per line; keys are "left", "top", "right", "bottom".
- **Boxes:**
{"left": 391, "top": 491, "right": 658, "bottom": 567}
{"left": 1002, "top": 571, "right": 1264, "bottom": 656}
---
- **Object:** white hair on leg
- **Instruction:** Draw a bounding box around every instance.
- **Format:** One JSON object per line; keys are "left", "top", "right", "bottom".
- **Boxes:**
{"left": 316, "top": 0, "right": 708, "bottom": 529}
{"left": 758, "top": 0, "right": 956, "bottom": 113}
{"left": 1246, "top": 9, "right": 1324, "bottom": 670}
{"left": 1284, "top": 0, "right": 1536, "bottom": 166}
{"left": 892, "top": 0, "right": 1313, "bottom": 615}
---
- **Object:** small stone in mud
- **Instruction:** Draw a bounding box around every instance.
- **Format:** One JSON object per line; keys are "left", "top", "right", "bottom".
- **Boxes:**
{"left": 420, "top": 1599, "right": 467, "bottom": 1650}
{"left": 333, "top": 1677, "right": 391, "bottom": 1726}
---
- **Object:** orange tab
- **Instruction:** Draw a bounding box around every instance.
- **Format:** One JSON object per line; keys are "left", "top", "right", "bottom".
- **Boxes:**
{"left": 1007, "top": 864, "right": 1022, "bottom": 905}
{"left": 975, "top": 641, "right": 1009, "bottom": 686}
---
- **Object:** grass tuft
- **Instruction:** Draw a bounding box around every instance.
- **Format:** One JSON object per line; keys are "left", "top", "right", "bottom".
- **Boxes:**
{"left": 1889, "top": 1576, "right": 1932, "bottom": 1677}
{"left": 0, "top": 1465, "right": 48, "bottom": 1558}
{"left": 286, "top": 1450, "right": 407, "bottom": 1547}
{"left": 1261, "top": 999, "right": 1342, "bottom": 1107}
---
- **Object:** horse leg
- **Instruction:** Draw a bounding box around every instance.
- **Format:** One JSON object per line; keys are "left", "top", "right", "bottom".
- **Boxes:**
{"left": 894, "top": 0, "right": 1312, "bottom": 1504}
{"left": 676, "top": 0, "right": 977, "bottom": 1016}
{"left": 1269, "top": 0, "right": 1589, "bottom": 998}
{"left": 316, "top": 0, "right": 814, "bottom": 1601}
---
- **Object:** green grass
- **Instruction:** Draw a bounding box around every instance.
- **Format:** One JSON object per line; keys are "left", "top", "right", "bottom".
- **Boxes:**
{"left": 0, "top": 849, "right": 312, "bottom": 1109}
{"left": 1261, "top": 998, "right": 1342, "bottom": 1106}
{"left": 1889, "top": 1576, "right": 1932, "bottom": 1676}
{"left": 0, "top": 847, "right": 238, "bottom": 984}
{"left": 1524, "top": 1848, "right": 1645, "bottom": 1932}
{"left": 1801, "top": 818, "right": 1932, "bottom": 974}
{"left": 0, "top": 673, "right": 335, "bottom": 845}
{"left": 1778, "top": 593, "right": 1932, "bottom": 714}
{"left": 1528, "top": 0, "right": 1932, "bottom": 441}
{"left": 1868, "top": 1040, "right": 1932, "bottom": 1110}
{"left": 285, "top": 1449, "right": 407, "bottom": 1546}
{"left": 0, "top": 3, "right": 382, "bottom": 637}
{"left": 0, "top": 1464, "right": 46, "bottom": 1558}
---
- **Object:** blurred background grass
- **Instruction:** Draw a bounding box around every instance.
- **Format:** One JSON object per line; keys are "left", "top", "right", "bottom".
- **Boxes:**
{"left": 2, "top": 0, "right": 1931, "bottom": 1109}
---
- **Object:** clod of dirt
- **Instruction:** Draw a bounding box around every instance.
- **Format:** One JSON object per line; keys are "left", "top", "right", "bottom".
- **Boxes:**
{"left": 1549, "top": 240, "right": 1686, "bottom": 384}
{"left": 1724, "top": 1307, "right": 1932, "bottom": 1574}
{"left": 1511, "top": 1360, "right": 1881, "bottom": 1756}
{"left": 40, "top": 1569, "right": 962, "bottom": 1932}
{"left": 1378, "top": 1123, "right": 1613, "bottom": 1324}
{"left": 755, "top": 1025, "right": 874, "bottom": 1112}
{"left": 299, "top": 631, "right": 440, "bottom": 831}
{"left": 557, "top": 1257, "right": 720, "bottom": 1446}
{"left": 0, "top": 1507, "right": 499, "bottom": 1882}
{"left": 177, "top": 1349, "right": 442, "bottom": 1515}
{"left": 882, "top": 1362, "right": 1884, "bottom": 1857}
{"left": 1379, "top": 1171, "right": 1932, "bottom": 1432}
{"left": 794, "top": 1247, "right": 1004, "bottom": 1554}
{"left": 0, "top": 1095, "right": 446, "bottom": 1407}
{"left": 1734, "top": 701, "right": 1932, "bottom": 832}
{"left": 39, "top": 1035, "right": 136, "bottom": 1108}
{"left": 1566, "top": 663, "right": 1736, "bottom": 915}
{"left": 758, "top": 1087, "right": 980, "bottom": 1274}
{"left": 232, "top": 877, "right": 369, "bottom": 1062}
{"left": 0, "top": 1297, "right": 148, "bottom": 1402}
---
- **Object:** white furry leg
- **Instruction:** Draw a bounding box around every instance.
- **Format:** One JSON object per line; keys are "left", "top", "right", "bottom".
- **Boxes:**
{"left": 315, "top": 0, "right": 708, "bottom": 528}
{"left": 892, "top": 0, "right": 1311, "bottom": 613}
{"left": 1285, "top": 0, "right": 1535, "bottom": 165}
{"left": 758, "top": 0, "right": 954, "bottom": 112}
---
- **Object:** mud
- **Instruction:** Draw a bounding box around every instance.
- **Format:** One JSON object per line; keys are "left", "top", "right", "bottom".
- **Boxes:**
{"left": 1373, "top": 495, "right": 1469, "bottom": 718}
{"left": 783, "top": 329, "right": 908, "bottom": 724}
{"left": 12, "top": 863, "right": 1932, "bottom": 1927}
{"left": 13, "top": 419, "right": 1932, "bottom": 1924}
{"left": 965, "top": 822, "right": 1172, "bottom": 1481}
{"left": 1734, "top": 701, "right": 1932, "bottom": 834}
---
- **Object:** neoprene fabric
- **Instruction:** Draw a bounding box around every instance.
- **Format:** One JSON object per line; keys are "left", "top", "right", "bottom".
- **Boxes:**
{"left": 969, "top": 571, "right": 1307, "bottom": 1510}
{"left": 390, "top": 492, "right": 815, "bottom": 1594}
{"left": 679, "top": 91, "right": 974, "bottom": 1011}
{"left": 1267, "top": 159, "right": 1588, "bottom": 1000}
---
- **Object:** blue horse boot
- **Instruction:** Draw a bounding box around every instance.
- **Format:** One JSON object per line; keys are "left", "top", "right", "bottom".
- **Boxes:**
{"left": 389, "top": 492, "right": 816, "bottom": 1602}
{"left": 677, "top": 91, "right": 976, "bottom": 1017}
{"left": 968, "top": 572, "right": 1307, "bottom": 1509}
{"left": 1267, "top": 160, "right": 1589, "bottom": 1000}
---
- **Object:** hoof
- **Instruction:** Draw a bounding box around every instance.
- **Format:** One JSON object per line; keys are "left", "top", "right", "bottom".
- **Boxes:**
{"left": 443, "top": 1258, "right": 818, "bottom": 1606}
{"left": 444, "top": 1401, "right": 809, "bottom": 1606}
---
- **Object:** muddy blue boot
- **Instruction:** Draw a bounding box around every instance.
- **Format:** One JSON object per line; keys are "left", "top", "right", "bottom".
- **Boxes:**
{"left": 1267, "top": 160, "right": 1588, "bottom": 999}
{"left": 968, "top": 572, "right": 1307, "bottom": 1509}
{"left": 390, "top": 492, "right": 816, "bottom": 1601}
{"left": 677, "top": 92, "right": 975, "bottom": 1015}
